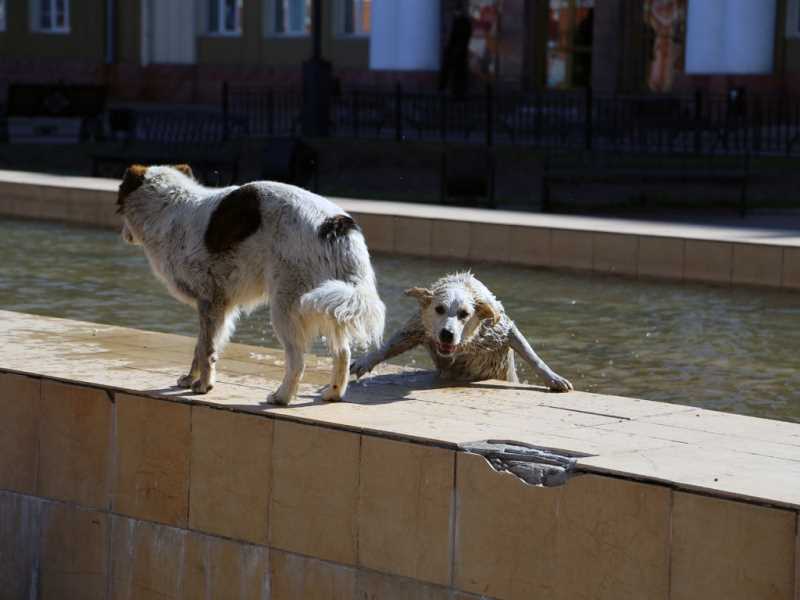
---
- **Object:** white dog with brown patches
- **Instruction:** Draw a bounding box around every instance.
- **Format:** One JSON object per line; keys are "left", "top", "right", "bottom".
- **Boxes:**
{"left": 351, "top": 272, "right": 573, "bottom": 391}
{"left": 117, "top": 164, "right": 385, "bottom": 405}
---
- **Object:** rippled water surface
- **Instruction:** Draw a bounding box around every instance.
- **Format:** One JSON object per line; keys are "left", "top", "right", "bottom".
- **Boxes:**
{"left": 2, "top": 218, "right": 798, "bottom": 422}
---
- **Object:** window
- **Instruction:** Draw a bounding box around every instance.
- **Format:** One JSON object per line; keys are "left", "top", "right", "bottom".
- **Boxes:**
{"left": 468, "top": 0, "right": 501, "bottom": 80}
{"left": 643, "top": 0, "right": 686, "bottom": 92}
{"left": 336, "top": 0, "right": 370, "bottom": 36}
{"left": 685, "top": 0, "right": 776, "bottom": 74}
{"left": 546, "top": 0, "right": 594, "bottom": 89}
{"left": 0, "top": 0, "right": 6, "bottom": 31}
{"left": 31, "top": 0, "right": 70, "bottom": 33}
{"left": 208, "top": 0, "right": 242, "bottom": 35}
{"left": 266, "top": 0, "right": 311, "bottom": 36}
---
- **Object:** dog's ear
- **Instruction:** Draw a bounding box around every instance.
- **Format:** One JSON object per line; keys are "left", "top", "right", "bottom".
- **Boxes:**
{"left": 172, "top": 164, "right": 194, "bottom": 178}
{"left": 475, "top": 301, "right": 500, "bottom": 325}
{"left": 405, "top": 287, "right": 434, "bottom": 306}
{"left": 117, "top": 165, "right": 147, "bottom": 214}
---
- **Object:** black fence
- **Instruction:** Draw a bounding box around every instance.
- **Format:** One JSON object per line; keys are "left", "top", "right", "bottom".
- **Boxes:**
{"left": 224, "top": 83, "right": 800, "bottom": 157}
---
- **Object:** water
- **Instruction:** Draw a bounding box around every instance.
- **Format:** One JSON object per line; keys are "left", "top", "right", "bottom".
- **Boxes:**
{"left": 2, "top": 218, "right": 799, "bottom": 422}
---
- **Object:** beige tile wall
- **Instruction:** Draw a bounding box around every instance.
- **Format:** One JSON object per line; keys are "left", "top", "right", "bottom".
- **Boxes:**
{"left": 270, "top": 420, "right": 361, "bottom": 565}
{"left": 189, "top": 406, "right": 273, "bottom": 545}
{"left": 38, "top": 380, "right": 112, "bottom": 509}
{"left": 671, "top": 492, "right": 796, "bottom": 600}
{"left": 0, "top": 373, "right": 40, "bottom": 494}
{"left": 353, "top": 212, "right": 797, "bottom": 290}
{"left": 1, "top": 178, "right": 797, "bottom": 290}
{"left": 0, "top": 376, "right": 798, "bottom": 599}
{"left": 112, "top": 393, "right": 191, "bottom": 526}
{"left": 358, "top": 437, "right": 455, "bottom": 585}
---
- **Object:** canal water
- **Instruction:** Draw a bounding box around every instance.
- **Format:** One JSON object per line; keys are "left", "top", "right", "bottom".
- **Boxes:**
{"left": 2, "top": 218, "right": 798, "bottom": 422}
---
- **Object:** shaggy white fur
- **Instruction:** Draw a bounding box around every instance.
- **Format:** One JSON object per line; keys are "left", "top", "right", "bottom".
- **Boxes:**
{"left": 351, "top": 271, "right": 573, "bottom": 391}
{"left": 118, "top": 165, "right": 385, "bottom": 405}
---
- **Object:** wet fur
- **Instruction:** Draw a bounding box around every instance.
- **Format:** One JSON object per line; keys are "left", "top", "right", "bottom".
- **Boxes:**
{"left": 118, "top": 165, "right": 385, "bottom": 404}
{"left": 351, "top": 272, "right": 573, "bottom": 391}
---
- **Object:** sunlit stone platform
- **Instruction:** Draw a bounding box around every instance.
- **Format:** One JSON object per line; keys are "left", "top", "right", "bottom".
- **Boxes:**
{"left": 0, "top": 310, "right": 797, "bottom": 599}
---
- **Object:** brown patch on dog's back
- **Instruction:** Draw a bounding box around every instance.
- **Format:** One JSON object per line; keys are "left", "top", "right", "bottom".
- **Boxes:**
{"left": 319, "top": 214, "right": 360, "bottom": 241}
{"left": 117, "top": 164, "right": 148, "bottom": 214}
{"left": 204, "top": 185, "right": 262, "bottom": 253}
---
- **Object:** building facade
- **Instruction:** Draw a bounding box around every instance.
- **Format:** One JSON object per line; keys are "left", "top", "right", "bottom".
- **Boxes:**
{"left": 2, "top": 0, "right": 800, "bottom": 105}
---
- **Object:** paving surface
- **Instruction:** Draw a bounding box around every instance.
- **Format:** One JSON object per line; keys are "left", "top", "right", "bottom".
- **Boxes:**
{"left": 2, "top": 309, "right": 798, "bottom": 509}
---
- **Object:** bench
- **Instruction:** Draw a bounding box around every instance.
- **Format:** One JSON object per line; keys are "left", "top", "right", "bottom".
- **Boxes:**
{"left": 542, "top": 151, "right": 751, "bottom": 216}
{"left": 91, "top": 109, "right": 247, "bottom": 185}
{"left": 440, "top": 146, "right": 496, "bottom": 208}
{"left": 7, "top": 83, "right": 107, "bottom": 143}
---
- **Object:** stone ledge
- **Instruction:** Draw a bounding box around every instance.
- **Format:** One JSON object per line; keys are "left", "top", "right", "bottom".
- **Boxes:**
{"left": 1, "top": 309, "right": 799, "bottom": 511}
{"left": 1, "top": 169, "right": 799, "bottom": 289}
{"left": 1, "top": 311, "right": 798, "bottom": 599}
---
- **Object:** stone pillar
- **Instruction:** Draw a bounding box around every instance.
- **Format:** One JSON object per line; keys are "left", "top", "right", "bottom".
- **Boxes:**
{"left": 591, "top": 0, "right": 624, "bottom": 93}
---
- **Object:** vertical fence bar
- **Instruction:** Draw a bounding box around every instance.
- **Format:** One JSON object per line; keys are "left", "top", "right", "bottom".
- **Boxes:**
{"left": 693, "top": 89, "right": 703, "bottom": 154}
{"left": 222, "top": 81, "right": 230, "bottom": 141}
{"left": 395, "top": 83, "right": 403, "bottom": 142}
{"left": 353, "top": 89, "right": 360, "bottom": 138}
{"left": 267, "top": 89, "right": 275, "bottom": 137}
{"left": 486, "top": 83, "right": 494, "bottom": 147}
{"left": 584, "top": 86, "right": 593, "bottom": 151}
{"left": 440, "top": 91, "right": 447, "bottom": 142}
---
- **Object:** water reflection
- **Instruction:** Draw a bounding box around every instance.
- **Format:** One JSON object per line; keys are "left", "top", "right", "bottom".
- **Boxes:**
{"left": 1, "top": 218, "right": 798, "bottom": 422}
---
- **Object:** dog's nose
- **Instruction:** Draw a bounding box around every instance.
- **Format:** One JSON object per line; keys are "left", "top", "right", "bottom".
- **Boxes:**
{"left": 440, "top": 329, "right": 454, "bottom": 344}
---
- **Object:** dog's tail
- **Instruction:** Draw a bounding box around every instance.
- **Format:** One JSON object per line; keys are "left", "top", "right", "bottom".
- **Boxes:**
{"left": 299, "top": 279, "right": 385, "bottom": 350}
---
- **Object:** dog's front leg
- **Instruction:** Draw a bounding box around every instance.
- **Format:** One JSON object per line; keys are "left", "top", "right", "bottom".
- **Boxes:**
{"left": 192, "top": 300, "right": 229, "bottom": 394}
{"left": 509, "top": 324, "right": 573, "bottom": 392}
{"left": 350, "top": 317, "right": 425, "bottom": 378}
{"left": 268, "top": 301, "right": 306, "bottom": 406}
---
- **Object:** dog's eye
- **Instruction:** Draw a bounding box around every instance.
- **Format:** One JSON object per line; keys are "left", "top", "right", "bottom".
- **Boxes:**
{"left": 457, "top": 310, "right": 469, "bottom": 320}
{"left": 435, "top": 305, "right": 445, "bottom": 315}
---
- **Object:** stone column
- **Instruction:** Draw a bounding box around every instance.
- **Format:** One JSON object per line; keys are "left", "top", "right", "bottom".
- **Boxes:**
{"left": 591, "top": 0, "right": 624, "bottom": 93}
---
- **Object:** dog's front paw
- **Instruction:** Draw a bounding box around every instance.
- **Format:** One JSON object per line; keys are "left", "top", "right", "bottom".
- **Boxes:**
{"left": 349, "top": 357, "right": 374, "bottom": 379}
{"left": 176, "top": 374, "right": 196, "bottom": 388}
{"left": 192, "top": 379, "right": 214, "bottom": 394}
{"left": 548, "top": 375, "right": 573, "bottom": 392}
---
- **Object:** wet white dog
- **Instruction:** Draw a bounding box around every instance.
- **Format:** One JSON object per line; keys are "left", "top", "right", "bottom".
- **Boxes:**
{"left": 351, "top": 272, "right": 572, "bottom": 391}
{"left": 117, "top": 164, "right": 385, "bottom": 405}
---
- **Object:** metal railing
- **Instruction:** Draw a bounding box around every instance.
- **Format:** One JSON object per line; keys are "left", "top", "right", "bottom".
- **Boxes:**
{"left": 224, "top": 83, "right": 800, "bottom": 157}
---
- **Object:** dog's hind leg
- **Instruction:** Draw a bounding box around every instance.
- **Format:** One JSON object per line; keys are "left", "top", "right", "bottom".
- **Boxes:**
{"left": 322, "top": 336, "right": 350, "bottom": 402}
{"left": 267, "top": 300, "right": 307, "bottom": 406}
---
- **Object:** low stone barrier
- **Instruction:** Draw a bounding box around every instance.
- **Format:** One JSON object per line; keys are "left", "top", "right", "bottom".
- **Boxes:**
{"left": 0, "top": 169, "right": 798, "bottom": 289}
{"left": 0, "top": 311, "right": 797, "bottom": 599}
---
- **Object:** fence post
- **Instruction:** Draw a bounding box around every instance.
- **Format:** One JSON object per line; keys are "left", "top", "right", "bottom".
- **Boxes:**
{"left": 395, "top": 83, "right": 403, "bottom": 142}
{"left": 267, "top": 88, "right": 275, "bottom": 136}
{"left": 694, "top": 89, "right": 703, "bottom": 154}
{"left": 752, "top": 95, "right": 762, "bottom": 154}
{"left": 353, "top": 89, "right": 360, "bottom": 138}
{"left": 440, "top": 92, "right": 447, "bottom": 142}
{"left": 584, "top": 85, "right": 593, "bottom": 151}
{"left": 486, "top": 83, "right": 494, "bottom": 147}
{"left": 222, "top": 81, "right": 230, "bottom": 141}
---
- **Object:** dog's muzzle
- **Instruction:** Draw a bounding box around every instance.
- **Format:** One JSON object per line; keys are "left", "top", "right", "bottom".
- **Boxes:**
{"left": 437, "top": 329, "right": 457, "bottom": 355}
